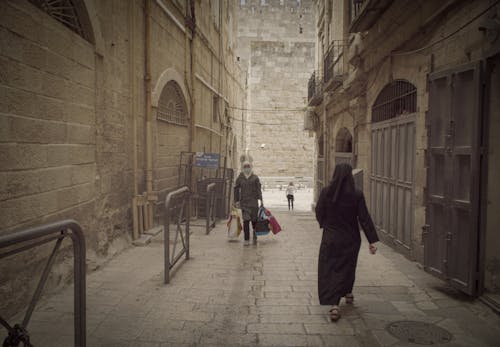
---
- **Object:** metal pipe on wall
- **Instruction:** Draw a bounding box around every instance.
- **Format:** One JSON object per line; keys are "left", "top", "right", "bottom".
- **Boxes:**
{"left": 144, "top": 0, "right": 153, "bottom": 229}
{"left": 129, "top": 0, "right": 139, "bottom": 239}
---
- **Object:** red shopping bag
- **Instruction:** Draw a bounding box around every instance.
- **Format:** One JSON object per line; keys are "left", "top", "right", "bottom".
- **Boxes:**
{"left": 269, "top": 215, "right": 281, "bottom": 234}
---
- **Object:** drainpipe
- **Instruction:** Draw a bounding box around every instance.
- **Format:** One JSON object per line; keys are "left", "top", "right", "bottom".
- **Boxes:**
{"left": 129, "top": 0, "right": 139, "bottom": 239}
{"left": 188, "top": 1, "right": 195, "bottom": 154}
{"left": 144, "top": 0, "right": 153, "bottom": 229}
{"left": 219, "top": 0, "right": 223, "bottom": 159}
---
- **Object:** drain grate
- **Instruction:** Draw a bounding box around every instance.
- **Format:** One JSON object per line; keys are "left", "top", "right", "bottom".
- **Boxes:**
{"left": 386, "top": 320, "right": 453, "bottom": 345}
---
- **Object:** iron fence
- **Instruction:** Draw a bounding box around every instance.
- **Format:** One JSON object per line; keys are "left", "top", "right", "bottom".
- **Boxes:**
{"left": 0, "top": 220, "right": 86, "bottom": 347}
{"left": 191, "top": 182, "right": 217, "bottom": 235}
{"left": 164, "top": 186, "right": 190, "bottom": 284}
{"left": 350, "top": 0, "right": 365, "bottom": 23}
{"left": 324, "top": 41, "right": 345, "bottom": 86}
{"left": 308, "top": 71, "right": 324, "bottom": 105}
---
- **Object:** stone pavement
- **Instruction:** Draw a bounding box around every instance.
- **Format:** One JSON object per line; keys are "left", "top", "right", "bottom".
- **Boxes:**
{"left": 3, "top": 210, "right": 500, "bottom": 347}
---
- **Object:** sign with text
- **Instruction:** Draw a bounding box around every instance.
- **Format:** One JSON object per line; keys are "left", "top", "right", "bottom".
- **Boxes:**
{"left": 194, "top": 152, "right": 220, "bottom": 168}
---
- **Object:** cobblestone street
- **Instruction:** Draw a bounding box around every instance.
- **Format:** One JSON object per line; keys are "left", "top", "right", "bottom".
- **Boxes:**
{"left": 5, "top": 208, "right": 499, "bottom": 347}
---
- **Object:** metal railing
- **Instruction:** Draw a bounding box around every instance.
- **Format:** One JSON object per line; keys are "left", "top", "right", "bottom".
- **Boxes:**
{"left": 324, "top": 41, "right": 345, "bottom": 86}
{"left": 0, "top": 220, "right": 86, "bottom": 347}
{"left": 191, "top": 183, "right": 217, "bottom": 234}
{"left": 308, "top": 71, "right": 323, "bottom": 105}
{"left": 350, "top": 0, "right": 365, "bottom": 23}
{"left": 164, "top": 186, "right": 190, "bottom": 284}
{"left": 205, "top": 183, "right": 216, "bottom": 234}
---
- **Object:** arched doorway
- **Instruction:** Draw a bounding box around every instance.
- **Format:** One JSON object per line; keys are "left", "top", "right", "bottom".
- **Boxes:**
{"left": 334, "top": 127, "right": 353, "bottom": 166}
{"left": 370, "top": 80, "right": 416, "bottom": 255}
{"left": 154, "top": 79, "right": 189, "bottom": 194}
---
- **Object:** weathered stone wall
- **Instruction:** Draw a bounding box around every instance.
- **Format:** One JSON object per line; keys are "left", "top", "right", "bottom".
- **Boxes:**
{"left": 236, "top": 0, "right": 315, "bottom": 178}
{"left": 316, "top": 0, "right": 500, "bottom": 267}
{"left": 0, "top": 0, "right": 245, "bottom": 317}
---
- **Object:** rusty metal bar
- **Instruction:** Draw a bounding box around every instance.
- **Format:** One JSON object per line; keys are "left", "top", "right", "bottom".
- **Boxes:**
{"left": 164, "top": 186, "right": 190, "bottom": 284}
{"left": 0, "top": 220, "right": 86, "bottom": 347}
{"left": 206, "top": 183, "right": 216, "bottom": 234}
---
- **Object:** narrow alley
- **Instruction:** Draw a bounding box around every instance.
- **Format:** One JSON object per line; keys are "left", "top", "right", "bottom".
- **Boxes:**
{"left": 5, "top": 202, "right": 499, "bottom": 347}
{"left": 2, "top": 0, "right": 500, "bottom": 346}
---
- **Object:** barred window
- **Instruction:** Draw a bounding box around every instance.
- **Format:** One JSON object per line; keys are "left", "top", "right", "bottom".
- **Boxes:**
{"left": 372, "top": 80, "right": 417, "bottom": 123}
{"left": 157, "top": 81, "right": 188, "bottom": 126}
{"left": 29, "top": 0, "right": 90, "bottom": 41}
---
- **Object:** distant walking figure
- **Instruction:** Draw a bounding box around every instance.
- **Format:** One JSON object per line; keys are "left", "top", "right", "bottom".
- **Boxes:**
{"left": 234, "top": 161, "right": 263, "bottom": 246}
{"left": 315, "top": 163, "right": 379, "bottom": 321}
{"left": 286, "top": 182, "right": 295, "bottom": 210}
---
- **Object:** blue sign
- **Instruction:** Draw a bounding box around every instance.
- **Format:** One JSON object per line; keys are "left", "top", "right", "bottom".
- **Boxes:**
{"left": 194, "top": 152, "right": 220, "bottom": 168}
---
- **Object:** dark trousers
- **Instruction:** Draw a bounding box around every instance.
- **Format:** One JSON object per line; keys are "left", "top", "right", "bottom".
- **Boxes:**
{"left": 243, "top": 220, "right": 256, "bottom": 241}
{"left": 287, "top": 195, "right": 294, "bottom": 210}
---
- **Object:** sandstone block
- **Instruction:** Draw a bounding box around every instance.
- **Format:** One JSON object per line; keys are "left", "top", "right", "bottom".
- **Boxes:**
{"left": 67, "top": 124, "right": 94, "bottom": 144}
{"left": 9, "top": 115, "right": 67, "bottom": 144}
{"left": 0, "top": 143, "right": 47, "bottom": 170}
{"left": 0, "top": 85, "right": 36, "bottom": 118}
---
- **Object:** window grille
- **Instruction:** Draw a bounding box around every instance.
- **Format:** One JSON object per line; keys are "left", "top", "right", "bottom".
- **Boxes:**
{"left": 372, "top": 80, "right": 417, "bottom": 123}
{"left": 157, "top": 81, "right": 188, "bottom": 126}
{"left": 29, "top": 0, "right": 87, "bottom": 40}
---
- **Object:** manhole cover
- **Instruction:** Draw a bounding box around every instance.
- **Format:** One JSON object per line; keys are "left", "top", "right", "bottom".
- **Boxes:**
{"left": 386, "top": 320, "right": 453, "bottom": 345}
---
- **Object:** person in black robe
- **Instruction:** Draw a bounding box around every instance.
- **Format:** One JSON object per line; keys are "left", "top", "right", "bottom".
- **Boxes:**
{"left": 315, "top": 163, "right": 379, "bottom": 321}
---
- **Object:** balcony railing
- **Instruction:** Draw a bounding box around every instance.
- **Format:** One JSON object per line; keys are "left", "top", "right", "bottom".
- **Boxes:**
{"left": 350, "top": 0, "right": 365, "bottom": 24}
{"left": 349, "top": 0, "right": 393, "bottom": 33}
{"left": 308, "top": 71, "right": 323, "bottom": 106}
{"left": 323, "top": 41, "right": 346, "bottom": 90}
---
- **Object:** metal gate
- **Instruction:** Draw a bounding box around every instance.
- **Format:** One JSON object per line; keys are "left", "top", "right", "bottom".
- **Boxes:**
{"left": 370, "top": 80, "right": 417, "bottom": 255}
{"left": 370, "top": 115, "right": 415, "bottom": 253}
{"left": 425, "top": 63, "right": 482, "bottom": 295}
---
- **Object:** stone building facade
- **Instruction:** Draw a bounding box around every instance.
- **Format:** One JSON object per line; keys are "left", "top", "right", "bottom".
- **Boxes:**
{"left": 0, "top": 0, "right": 246, "bottom": 316}
{"left": 310, "top": 0, "right": 500, "bottom": 305}
{"left": 236, "top": 0, "right": 315, "bottom": 181}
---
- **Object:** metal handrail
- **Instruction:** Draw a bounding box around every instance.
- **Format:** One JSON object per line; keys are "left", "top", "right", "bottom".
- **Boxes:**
{"left": 0, "top": 220, "right": 86, "bottom": 347}
{"left": 205, "top": 183, "right": 216, "bottom": 235}
{"left": 164, "top": 186, "right": 190, "bottom": 284}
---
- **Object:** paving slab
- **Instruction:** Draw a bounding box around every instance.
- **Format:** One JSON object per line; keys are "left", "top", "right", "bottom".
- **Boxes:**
{"left": 2, "top": 210, "right": 500, "bottom": 346}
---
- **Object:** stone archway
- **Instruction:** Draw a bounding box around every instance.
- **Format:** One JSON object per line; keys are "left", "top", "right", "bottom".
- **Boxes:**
{"left": 152, "top": 69, "right": 190, "bottom": 197}
{"left": 334, "top": 127, "right": 353, "bottom": 165}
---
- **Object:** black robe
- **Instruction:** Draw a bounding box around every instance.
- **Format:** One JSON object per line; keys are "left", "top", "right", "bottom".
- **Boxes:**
{"left": 315, "top": 187, "right": 379, "bottom": 305}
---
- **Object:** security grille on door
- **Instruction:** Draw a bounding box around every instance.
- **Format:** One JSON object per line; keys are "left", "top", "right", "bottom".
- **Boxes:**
{"left": 370, "top": 80, "right": 417, "bottom": 255}
{"left": 157, "top": 81, "right": 188, "bottom": 126}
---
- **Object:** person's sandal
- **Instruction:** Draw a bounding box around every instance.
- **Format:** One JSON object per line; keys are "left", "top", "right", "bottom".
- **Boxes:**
{"left": 345, "top": 293, "right": 354, "bottom": 304}
{"left": 329, "top": 305, "right": 340, "bottom": 322}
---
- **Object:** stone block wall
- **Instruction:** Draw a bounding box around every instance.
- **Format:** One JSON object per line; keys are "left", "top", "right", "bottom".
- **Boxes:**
{"left": 0, "top": 0, "right": 246, "bottom": 317}
{"left": 318, "top": 0, "right": 500, "bottom": 268}
{"left": 236, "top": 0, "right": 315, "bottom": 178}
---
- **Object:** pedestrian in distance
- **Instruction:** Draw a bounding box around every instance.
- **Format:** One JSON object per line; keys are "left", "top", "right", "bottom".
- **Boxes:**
{"left": 286, "top": 182, "right": 295, "bottom": 210}
{"left": 234, "top": 161, "right": 264, "bottom": 246}
{"left": 315, "top": 163, "right": 379, "bottom": 322}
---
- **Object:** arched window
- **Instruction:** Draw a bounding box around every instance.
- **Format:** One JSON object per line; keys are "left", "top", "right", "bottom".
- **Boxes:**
{"left": 335, "top": 127, "right": 353, "bottom": 153}
{"left": 29, "top": 0, "right": 93, "bottom": 42}
{"left": 372, "top": 80, "right": 417, "bottom": 123}
{"left": 157, "top": 80, "right": 188, "bottom": 126}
